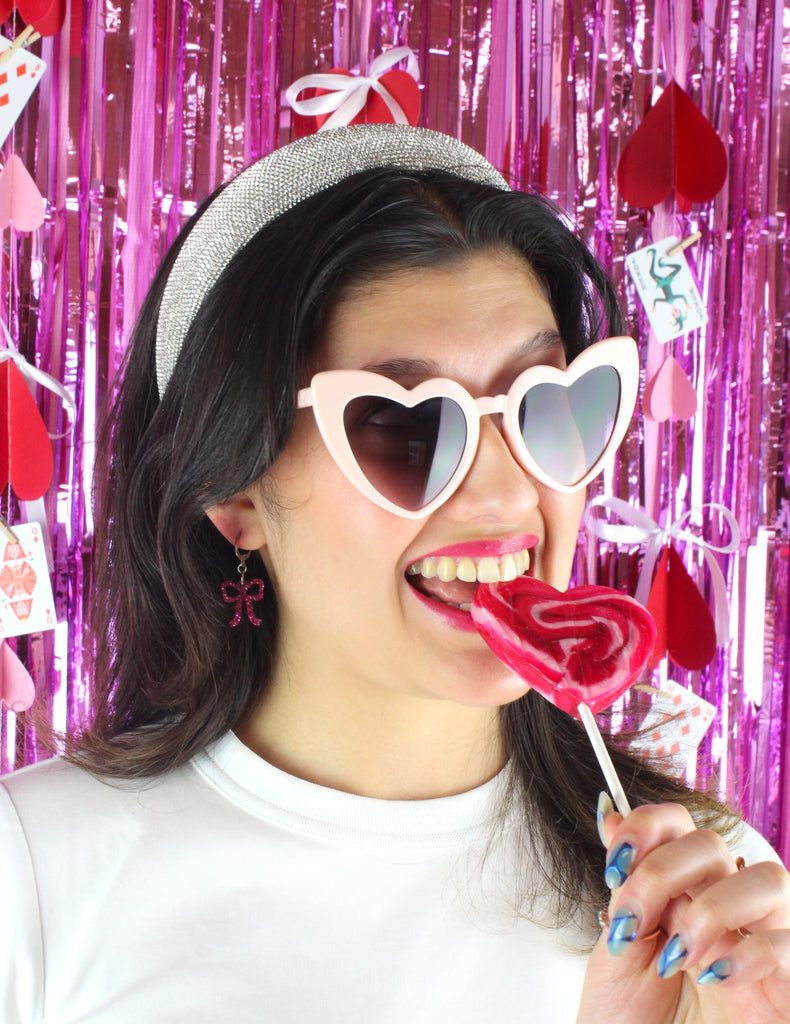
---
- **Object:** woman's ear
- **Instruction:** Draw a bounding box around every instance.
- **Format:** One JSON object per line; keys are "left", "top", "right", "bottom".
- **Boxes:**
{"left": 206, "top": 491, "right": 268, "bottom": 551}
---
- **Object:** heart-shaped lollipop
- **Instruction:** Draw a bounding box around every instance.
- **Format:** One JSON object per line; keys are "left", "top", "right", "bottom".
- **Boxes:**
{"left": 472, "top": 577, "right": 657, "bottom": 816}
{"left": 471, "top": 577, "right": 656, "bottom": 717}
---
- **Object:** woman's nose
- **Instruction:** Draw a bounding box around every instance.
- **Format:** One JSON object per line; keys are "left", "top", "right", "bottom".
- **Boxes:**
{"left": 443, "top": 415, "right": 539, "bottom": 523}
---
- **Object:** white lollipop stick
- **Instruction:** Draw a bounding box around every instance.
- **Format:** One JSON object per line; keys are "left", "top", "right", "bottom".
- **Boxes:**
{"left": 578, "top": 702, "right": 631, "bottom": 817}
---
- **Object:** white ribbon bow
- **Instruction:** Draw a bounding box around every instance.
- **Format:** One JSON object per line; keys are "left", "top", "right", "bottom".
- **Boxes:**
{"left": 0, "top": 320, "right": 77, "bottom": 438}
{"left": 285, "top": 47, "right": 420, "bottom": 131}
{"left": 586, "top": 496, "right": 740, "bottom": 644}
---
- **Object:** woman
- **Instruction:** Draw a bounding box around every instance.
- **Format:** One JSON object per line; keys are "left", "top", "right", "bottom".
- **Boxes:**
{"left": 2, "top": 124, "right": 788, "bottom": 1023}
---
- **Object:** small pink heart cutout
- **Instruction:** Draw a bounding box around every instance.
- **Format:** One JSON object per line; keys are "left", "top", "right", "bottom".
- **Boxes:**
{"left": 0, "top": 154, "right": 45, "bottom": 231}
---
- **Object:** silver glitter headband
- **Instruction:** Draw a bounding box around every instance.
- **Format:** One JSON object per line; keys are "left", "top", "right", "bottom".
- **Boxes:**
{"left": 155, "top": 123, "right": 510, "bottom": 395}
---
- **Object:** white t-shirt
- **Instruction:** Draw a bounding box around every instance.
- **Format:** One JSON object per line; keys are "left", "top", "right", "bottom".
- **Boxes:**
{"left": 0, "top": 731, "right": 780, "bottom": 1024}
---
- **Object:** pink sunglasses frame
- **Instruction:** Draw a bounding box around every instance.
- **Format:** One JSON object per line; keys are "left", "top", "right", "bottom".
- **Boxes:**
{"left": 296, "top": 335, "right": 639, "bottom": 519}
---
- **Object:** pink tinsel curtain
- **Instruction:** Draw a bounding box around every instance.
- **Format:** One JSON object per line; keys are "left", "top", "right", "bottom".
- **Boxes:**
{"left": 1, "top": 0, "right": 788, "bottom": 862}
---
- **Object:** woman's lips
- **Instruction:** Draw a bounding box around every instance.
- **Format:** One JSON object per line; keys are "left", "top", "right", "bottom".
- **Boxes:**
{"left": 414, "top": 533, "right": 539, "bottom": 561}
{"left": 404, "top": 533, "right": 539, "bottom": 632}
{"left": 407, "top": 586, "right": 479, "bottom": 632}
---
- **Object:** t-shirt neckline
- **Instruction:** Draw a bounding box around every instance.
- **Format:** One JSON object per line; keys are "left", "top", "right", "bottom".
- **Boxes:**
{"left": 193, "top": 730, "right": 512, "bottom": 850}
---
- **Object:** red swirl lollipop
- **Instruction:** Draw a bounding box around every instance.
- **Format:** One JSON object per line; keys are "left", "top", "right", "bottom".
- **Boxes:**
{"left": 471, "top": 577, "right": 656, "bottom": 717}
{"left": 472, "top": 577, "right": 657, "bottom": 816}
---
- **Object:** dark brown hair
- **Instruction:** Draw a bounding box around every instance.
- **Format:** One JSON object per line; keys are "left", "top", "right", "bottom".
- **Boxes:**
{"left": 74, "top": 167, "right": 736, "bottom": 929}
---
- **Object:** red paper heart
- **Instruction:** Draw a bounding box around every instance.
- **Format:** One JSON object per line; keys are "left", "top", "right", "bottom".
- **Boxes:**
{"left": 0, "top": 638, "right": 35, "bottom": 711}
{"left": 292, "top": 68, "right": 420, "bottom": 138}
{"left": 0, "top": 2, "right": 14, "bottom": 23}
{"left": 644, "top": 355, "right": 697, "bottom": 422}
{"left": 0, "top": 154, "right": 45, "bottom": 231}
{"left": 646, "top": 543, "right": 717, "bottom": 670}
{"left": 17, "top": 0, "right": 66, "bottom": 35}
{"left": 0, "top": 358, "right": 53, "bottom": 499}
{"left": 471, "top": 578, "right": 656, "bottom": 717}
{"left": 617, "top": 81, "right": 728, "bottom": 210}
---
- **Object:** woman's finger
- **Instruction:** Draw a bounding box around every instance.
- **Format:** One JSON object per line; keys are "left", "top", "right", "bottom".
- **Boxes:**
{"left": 693, "top": 927, "right": 790, "bottom": 990}
{"left": 652, "top": 860, "right": 790, "bottom": 977}
{"left": 601, "top": 801, "right": 698, "bottom": 889}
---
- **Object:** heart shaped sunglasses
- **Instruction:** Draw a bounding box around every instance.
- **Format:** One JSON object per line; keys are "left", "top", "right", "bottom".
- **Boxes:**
{"left": 296, "top": 335, "right": 639, "bottom": 518}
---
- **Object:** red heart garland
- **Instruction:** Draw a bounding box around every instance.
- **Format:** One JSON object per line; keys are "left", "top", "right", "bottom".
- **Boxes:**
{"left": 471, "top": 577, "right": 656, "bottom": 718}
{"left": 0, "top": 358, "right": 53, "bottom": 499}
{"left": 646, "top": 542, "right": 717, "bottom": 670}
{"left": 617, "top": 80, "right": 728, "bottom": 211}
{"left": 292, "top": 67, "right": 420, "bottom": 138}
{"left": 16, "top": 0, "right": 66, "bottom": 36}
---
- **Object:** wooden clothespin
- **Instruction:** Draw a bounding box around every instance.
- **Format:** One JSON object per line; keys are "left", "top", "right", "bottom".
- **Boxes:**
{"left": 666, "top": 231, "right": 702, "bottom": 256}
{"left": 0, "top": 512, "right": 20, "bottom": 545}
{"left": 0, "top": 23, "right": 36, "bottom": 64}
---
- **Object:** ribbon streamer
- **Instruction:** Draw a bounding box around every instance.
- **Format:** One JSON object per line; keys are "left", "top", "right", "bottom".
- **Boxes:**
{"left": 0, "top": 321, "right": 77, "bottom": 439}
{"left": 285, "top": 47, "right": 419, "bottom": 131}
{"left": 586, "top": 496, "right": 740, "bottom": 644}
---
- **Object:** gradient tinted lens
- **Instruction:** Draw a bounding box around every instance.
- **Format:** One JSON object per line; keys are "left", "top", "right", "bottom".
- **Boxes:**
{"left": 518, "top": 366, "right": 620, "bottom": 486}
{"left": 343, "top": 395, "right": 467, "bottom": 511}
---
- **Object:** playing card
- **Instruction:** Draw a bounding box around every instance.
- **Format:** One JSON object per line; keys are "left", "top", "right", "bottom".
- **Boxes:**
{"left": 626, "top": 236, "right": 707, "bottom": 343}
{"left": 0, "top": 521, "right": 56, "bottom": 638}
{"left": 0, "top": 36, "right": 46, "bottom": 149}
{"left": 630, "top": 679, "right": 716, "bottom": 775}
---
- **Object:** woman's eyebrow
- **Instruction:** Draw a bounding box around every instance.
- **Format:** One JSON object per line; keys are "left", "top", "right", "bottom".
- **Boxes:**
{"left": 361, "top": 357, "right": 439, "bottom": 378}
{"left": 510, "top": 329, "right": 566, "bottom": 359}
{"left": 362, "top": 330, "right": 565, "bottom": 379}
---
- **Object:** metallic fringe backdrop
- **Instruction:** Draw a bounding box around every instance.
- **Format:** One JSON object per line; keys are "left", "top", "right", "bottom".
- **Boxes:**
{"left": 1, "top": 0, "right": 788, "bottom": 862}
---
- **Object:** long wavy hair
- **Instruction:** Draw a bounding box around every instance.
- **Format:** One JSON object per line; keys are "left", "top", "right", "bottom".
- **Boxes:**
{"left": 75, "top": 167, "right": 736, "bottom": 930}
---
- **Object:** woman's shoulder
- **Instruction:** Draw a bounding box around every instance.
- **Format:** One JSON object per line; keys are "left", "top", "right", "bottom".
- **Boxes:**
{"left": 728, "top": 815, "right": 785, "bottom": 867}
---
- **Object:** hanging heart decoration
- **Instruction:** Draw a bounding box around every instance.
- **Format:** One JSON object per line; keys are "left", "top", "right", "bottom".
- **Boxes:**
{"left": 617, "top": 80, "right": 728, "bottom": 212}
{"left": 0, "top": 3, "right": 14, "bottom": 23}
{"left": 286, "top": 47, "right": 420, "bottom": 137}
{"left": 0, "top": 357, "right": 52, "bottom": 499}
{"left": 644, "top": 354, "right": 698, "bottom": 422}
{"left": 586, "top": 496, "right": 740, "bottom": 647}
{"left": 0, "top": 153, "right": 45, "bottom": 230}
{"left": 15, "top": 0, "right": 66, "bottom": 36}
{"left": 0, "top": 638, "right": 35, "bottom": 711}
{"left": 646, "top": 542, "right": 717, "bottom": 670}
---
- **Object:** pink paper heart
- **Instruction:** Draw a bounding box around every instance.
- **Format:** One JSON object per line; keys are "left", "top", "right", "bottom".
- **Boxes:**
{"left": 471, "top": 578, "right": 656, "bottom": 718}
{"left": 0, "top": 638, "right": 35, "bottom": 711}
{"left": 644, "top": 355, "right": 697, "bottom": 422}
{"left": 0, "top": 154, "right": 45, "bottom": 231}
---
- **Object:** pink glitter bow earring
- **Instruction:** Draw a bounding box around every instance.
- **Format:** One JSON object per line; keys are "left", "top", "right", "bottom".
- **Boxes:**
{"left": 221, "top": 543, "right": 265, "bottom": 627}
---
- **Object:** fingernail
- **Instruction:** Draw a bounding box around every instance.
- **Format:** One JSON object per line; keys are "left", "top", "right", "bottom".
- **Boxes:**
{"left": 607, "top": 908, "right": 639, "bottom": 956}
{"left": 697, "top": 958, "right": 732, "bottom": 985}
{"left": 657, "top": 934, "right": 689, "bottom": 979}
{"left": 604, "top": 843, "right": 635, "bottom": 889}
{"left": 597, "top": 791, "right": 614, "bottom": 847}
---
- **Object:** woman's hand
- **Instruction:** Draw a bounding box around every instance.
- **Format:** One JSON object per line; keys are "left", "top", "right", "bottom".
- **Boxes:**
{"left": 577, "top": 801, "right": 790, "bottom": 1024}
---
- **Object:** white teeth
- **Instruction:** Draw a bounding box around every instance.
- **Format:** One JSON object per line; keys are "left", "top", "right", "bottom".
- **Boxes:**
{"left": 476, "top": 557, "right": 500, "bottom": 584}
{"left": 456, "top": 557, "right": 477, "bottom": 583}
{"left": 499, "top": 554, "right": 518, "bottom": 581}
{"left": 437, "top": 556, "right": 456, "bottom": 582}
{"left": 459, "top": 602, "right": 472, "bottom": 611}
{"left": 406, "top": 546, "right": 533, "bottom": 583}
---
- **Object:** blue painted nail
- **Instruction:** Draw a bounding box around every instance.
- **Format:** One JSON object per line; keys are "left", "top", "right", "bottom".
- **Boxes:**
{"left": 657, "top": 934, "right": 688, "bottom": 979}
{"left": 697, "top": 958, "right": 731, "bottom": 985}
{"left": 597, "top": 791, "right": 614, "bottom": 847}
{"left": 607, "top": 909, "right": 639, "bottom": 956}
{"left": 604, "top": 843, "right": 635, "bottom": 889}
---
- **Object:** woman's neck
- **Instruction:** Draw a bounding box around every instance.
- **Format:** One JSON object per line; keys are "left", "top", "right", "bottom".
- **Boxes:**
{"left": 236, "top": 664, "right": 507, "bottom": 801}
